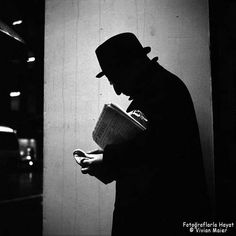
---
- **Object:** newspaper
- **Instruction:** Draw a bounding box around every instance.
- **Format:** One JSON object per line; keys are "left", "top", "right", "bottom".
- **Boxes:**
{"left": 92, "top": 103, "right": 147, "bottom": 149}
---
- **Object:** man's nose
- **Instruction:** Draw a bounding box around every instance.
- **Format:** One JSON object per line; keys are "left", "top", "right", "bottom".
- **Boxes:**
{"left": 113, "top": 84, "right": 122, "bottom": 95}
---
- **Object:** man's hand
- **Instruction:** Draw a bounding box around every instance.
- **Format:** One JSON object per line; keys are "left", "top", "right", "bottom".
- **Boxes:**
{"left": 73, "top": 149, "right": 104, "bottom": 176}
{"left": 81, "top": 153, "right": 103, "bottom": 175}
{"left": 73, "top": 149, "right": 103, "bottom": 165}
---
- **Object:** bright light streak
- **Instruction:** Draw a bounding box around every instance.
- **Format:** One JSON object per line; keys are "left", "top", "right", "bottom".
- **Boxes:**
{"left": 10, "top": 91, "right": 21, "bottom": 97}
{"left": 1, "top": 30, "right": 10, "bottom": 36}
{"left": 13, "top": 36, "right": 20, "bottom": 41}
{"left": 27, "top": 57, "right": 35, "bottom": 63}
{"left": 12, "top": 20, "right": 23, "bottom": 25}
{"left": 0, "top": 126, "right": 14, "bottom": 133}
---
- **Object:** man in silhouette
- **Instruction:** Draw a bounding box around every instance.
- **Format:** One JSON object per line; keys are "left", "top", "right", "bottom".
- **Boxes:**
{"left": 76, "top": 32, "right": 210, "bottom": 235}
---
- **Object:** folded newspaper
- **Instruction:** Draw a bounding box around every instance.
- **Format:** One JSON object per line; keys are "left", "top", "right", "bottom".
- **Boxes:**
{"left": 92, "top": 103, "right": 147, "bottom": 149}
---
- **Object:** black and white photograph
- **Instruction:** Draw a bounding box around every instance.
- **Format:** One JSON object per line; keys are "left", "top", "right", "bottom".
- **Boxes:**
{"left": 0, "top": 0, "right": 235, "bottom": 235}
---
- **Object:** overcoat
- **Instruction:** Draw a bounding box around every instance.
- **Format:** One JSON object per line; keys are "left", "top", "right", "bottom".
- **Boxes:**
{"left": 98, "top": 59, "right": 210, "bottom": 235}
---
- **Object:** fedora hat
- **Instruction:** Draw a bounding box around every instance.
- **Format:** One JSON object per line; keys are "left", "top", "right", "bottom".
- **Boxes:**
{"left": 95, "top": 32, "right": 151, "bottom": 78}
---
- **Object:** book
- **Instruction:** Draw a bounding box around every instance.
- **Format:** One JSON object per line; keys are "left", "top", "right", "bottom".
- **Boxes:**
{"left": 92, "top": 103, "right": 147, "bottom": 149}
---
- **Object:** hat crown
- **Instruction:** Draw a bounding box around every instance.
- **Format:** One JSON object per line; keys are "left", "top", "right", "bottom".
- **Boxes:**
{"left": 95, "top": 32, "right": 150, "bottom": 78}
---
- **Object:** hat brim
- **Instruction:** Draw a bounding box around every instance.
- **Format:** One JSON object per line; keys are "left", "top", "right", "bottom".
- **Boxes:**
{"left": 96, "top": 72, "right": 105, "bottom": 78}
{"left": 96, "top": 46, "right": 151, "bottom": 78}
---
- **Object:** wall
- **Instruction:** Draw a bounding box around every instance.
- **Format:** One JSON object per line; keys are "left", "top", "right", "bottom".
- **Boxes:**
{"left": 44, "top": 0, "right": 213, "bottom": 235}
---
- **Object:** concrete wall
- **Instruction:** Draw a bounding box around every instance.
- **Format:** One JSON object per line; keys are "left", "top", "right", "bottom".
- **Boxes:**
{"left": 44, "top": 0, "right": 213, "bottom": 235}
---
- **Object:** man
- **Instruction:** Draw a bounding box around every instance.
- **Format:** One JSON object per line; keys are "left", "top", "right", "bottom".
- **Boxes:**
{"left": 76, "top": 32, "right": 210, "bottom": 235}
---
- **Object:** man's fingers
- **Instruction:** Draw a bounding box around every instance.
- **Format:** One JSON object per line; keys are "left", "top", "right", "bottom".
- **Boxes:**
{"left": 74, "top": 155, "right": 85, "bottom": 165}
{"left": 87, "top": 149, "right": 104, "bottom": 154}
{"left": 82, "top": 159, "right": 92, "bottom": 165}
{"left": 81, "top": 166, "right": 95, "bottom": 176}
{"left": 74, "top": 155, "right": 92, "bottom": 166}
{"left": 81, "top": 167, "right": 90, "bottom": 174}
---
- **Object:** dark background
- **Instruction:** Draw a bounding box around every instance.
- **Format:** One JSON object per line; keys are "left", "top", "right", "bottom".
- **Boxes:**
{"left": 0, "top": 0, "right": 235, "bottom": 235}
{"left": 209, "top": 0, "right": 236, "bottom": 223}
{"left": 0, "top": 0, "right": 44, "bottom": 235}
{"left": 0, "top": 0, "right": 44, "bottom": 144}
